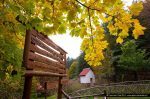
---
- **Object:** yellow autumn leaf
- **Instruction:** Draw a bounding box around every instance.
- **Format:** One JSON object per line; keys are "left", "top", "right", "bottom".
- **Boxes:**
{"left": 116, "top": 37, "right": 123, "bottom": 44}
{"left": 129, "top": 1, "right": 143, "bottom": 16}
{"left": 5, "top": 73, "right": 10, "bottom": 80}
{"left": 7, "top": 65, "right": 13, "bottom": 73}
{"left": 119, "top": 29, "right": 129, "bottom": 38}
{"left": 99, "top": 14, "right": 108, "bottom": 23}
{"left": 132, "top": 19, "right": 146, "bottom": 39}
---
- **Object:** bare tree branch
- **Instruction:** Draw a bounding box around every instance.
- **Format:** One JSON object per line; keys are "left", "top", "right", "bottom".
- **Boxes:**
{"left": 88, "top": 8, "right": 93, "bottom": 36}
{"left": 75, "top": 0, "right": 101, "bottom": 11}
{"left": 87, "top": 8, "right": 95, "bottom": 47}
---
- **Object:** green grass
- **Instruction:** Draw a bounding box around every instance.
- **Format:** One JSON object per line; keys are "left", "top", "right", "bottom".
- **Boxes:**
{"left": 95, "top": 97, "right": 150, "bottom": 99}
{"left": 108, "top": 97, "right": 150, "bottom": 99}
{"left": 31, "top": 95, "right": 56, "bottom": 99}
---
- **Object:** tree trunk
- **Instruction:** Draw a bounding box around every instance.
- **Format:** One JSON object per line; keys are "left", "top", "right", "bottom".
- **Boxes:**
{"left": 134, "top": 71, "right": 138, "bottom": 81}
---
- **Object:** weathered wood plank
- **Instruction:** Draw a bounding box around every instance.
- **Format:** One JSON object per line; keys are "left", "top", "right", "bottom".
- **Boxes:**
{"left": 27, "top": 60, "right": 65, "bottom": 73}
{"left": 30, "top": 44, "right": 64, "bottom": 64}
{"left": 28, "top": 60, "right": 60, "bottom": 73}
{"left": 31, "top": 30, "right": 67, "bottom": 54}
{"left": 28, "top": 52, "right": 65, "bottom": 70}
{"left": 31, "top": 36, "right": 64, "bottom": 59}
{"left": 63, "top": 54, "right": 67, "bottom": 74}
{"left": 25, "top": 70, "right": 67, "bottom": 77}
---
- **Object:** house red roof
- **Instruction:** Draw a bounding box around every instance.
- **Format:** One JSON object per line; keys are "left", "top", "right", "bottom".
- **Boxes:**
{"left": 79, "top": 68, "right": 90, "bottom": 76}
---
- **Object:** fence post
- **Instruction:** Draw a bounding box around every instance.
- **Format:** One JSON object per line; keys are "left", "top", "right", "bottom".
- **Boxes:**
{"left": 44, "top": 82, "right": 47, "bottom": 99}
{"left": 103, "top": 90, "right": 107, "bottom": 99}
{"left": 22, "top": 76, "right": 33, "bottom": 99}
{"left": 22, "top": 30, "right": 32, "bottom": 99}
{"left": 57, "top": 76, "right": 62, "bottom": 99}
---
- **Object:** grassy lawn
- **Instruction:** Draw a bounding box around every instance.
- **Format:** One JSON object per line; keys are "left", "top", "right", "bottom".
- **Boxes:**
{"left": 40, "top": 95, "right": 56, "bottom": 99}
{"left": 31, "top": 95, "right": 56, "bottom": 99}
{"left": 95, "top": 97, "right": 150, "bottom": 99}
{"left": 107, "top": 97, "right": 150, "bottom": 99}
{"left": 80, "top": 97, "right": 150, "bottom": 99}
{"left": 32, "top": 95, "right": 150, "bottom": 99}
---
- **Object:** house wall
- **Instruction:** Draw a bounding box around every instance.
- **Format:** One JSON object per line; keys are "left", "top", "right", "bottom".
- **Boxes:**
{"left": 80, "top": 70, "right": 95, "bottom": 83}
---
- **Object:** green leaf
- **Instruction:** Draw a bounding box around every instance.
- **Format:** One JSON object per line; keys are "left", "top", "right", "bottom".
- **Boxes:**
{"left": 35, "top": 24, "right": 43, "bottom": 32}
{"left": 70, "top": 29, "right": 75, "bottom": 36}
{"left": 17, "top": 24, "right": 26, "bottom": 33}
{"left": 43, "top": 27, "right": 53, "bottom": 34}
{"left": 80, "top": 27, "right": 87, "bottom": 38}
{"left": 67, "top": 10, "right": 76, "bottom": 22}
{"left": 42, "top": 7, "right": 51, "bottom": 18}
{"left": 18, "top": 15, "right": 27, "bottom": 24}
{"left": 10, "top": 4, "right": 20, "bottom": 13}
{"left": 31, "top": 17, "right": 42, "bottom": 28}
{"left": 26, "top": 23, "right": 32, "bottom": 30}
{"left": 70, "top": 28, "right": 81, "bottom": 37}
{"left": 58, "top": 24, "right": 66, "bottom": 34}
{"left": 24, "top": 1, "right": 35, "bottom": 14}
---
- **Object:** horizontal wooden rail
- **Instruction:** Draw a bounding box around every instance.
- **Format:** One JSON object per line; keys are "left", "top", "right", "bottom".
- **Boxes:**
{"left": 31, "top": 36, "right": 64, "bottom": 59}
{"left": 27, "top": 61, "right": 65, "bottom": 73}
{"left": 25, "top": 70, "right": 67, "bottom": 77}
{"left": 31, "top": 29, "right": 67, "bottom": 54}
{"left": 70, "top": 94, "right": 104, "bottom": 99}
{"left": 68, "top": 81, "right": 150, "bottom": 98}
{"left": 28, "top": 52, "right": 65, "bottom": 70}
{"left": 62, "top": 89, "right": 71, "bottom": 99}
{"left": 30, "top": 44, "right": 64, "bottom": 64}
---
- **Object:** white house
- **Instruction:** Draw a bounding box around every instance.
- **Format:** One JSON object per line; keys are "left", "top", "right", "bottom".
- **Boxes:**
{"left": 79, "top": 68, "right": 95, "bottom": 84}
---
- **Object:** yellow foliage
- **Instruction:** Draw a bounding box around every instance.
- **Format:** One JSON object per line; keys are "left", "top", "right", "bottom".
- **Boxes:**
{"left": 6, "top": 65, "right": 13, "bottom": 73}
{"left": 0, "top": 0, "right": 145, "bottom": 68}
{"left": 129, "top": 1, "right": 143, "bottom": 16}
{"left": 132, "top": 19, "right": 146, "bottom": 39}
{"left": 5, "top": 73, "right": 10, "bottom": 80}
{"left": 81, "top": 27, "right": 108, "bottom": 66}
{"left": 116, "top": 37, "right": 123, "bottom": 44}
{"left": 80, "top": 0, "right": 145, "bottom": 66}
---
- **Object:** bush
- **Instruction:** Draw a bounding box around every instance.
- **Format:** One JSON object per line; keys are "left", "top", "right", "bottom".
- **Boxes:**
{"left": 0, "top": 75, "right": 23, "bottom": 99}
{"left": 63, "top": 79, "right": 87, "bottom": 94}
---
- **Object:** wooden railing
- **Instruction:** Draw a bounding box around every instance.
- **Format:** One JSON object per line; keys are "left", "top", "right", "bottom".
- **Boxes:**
{"left": 22, "top": 29, "right": 67, "bottom": 99}
{"left": 64, "top": 80, "right": 150, "bottom": 99}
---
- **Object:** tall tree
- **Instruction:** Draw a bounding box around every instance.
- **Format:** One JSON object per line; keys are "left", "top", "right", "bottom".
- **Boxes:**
{"left": 118, "top": 40, "right": 150, "bottom": 80}
{"left": 0, "top": 0, "right": 145, "bottom": 67}
{"left": 137, "top": 0, "right": 150, "bottom": 51}
{"left": 0, "top": 35, "right": 22, "bottom": 79}
{"left": 77, "top": 52, "right": 90, "bottom": 74}
{"left": 68, "top": 61, "right": 78, "bottom": 79}
{"left": 66, "top": 57, "right": 74, "bottom": 69}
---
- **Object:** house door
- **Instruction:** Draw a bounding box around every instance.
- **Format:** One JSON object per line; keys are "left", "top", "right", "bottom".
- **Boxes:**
{"left": 90, "top": 78, "right": 93, "bottom": 86}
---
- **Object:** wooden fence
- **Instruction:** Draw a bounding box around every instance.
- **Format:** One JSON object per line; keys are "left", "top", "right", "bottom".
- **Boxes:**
{"left": 64, "top": 80, "right": 150, "bottom": 99}
{"left": 22, "top": 29, "right": 67, "bottom": 99}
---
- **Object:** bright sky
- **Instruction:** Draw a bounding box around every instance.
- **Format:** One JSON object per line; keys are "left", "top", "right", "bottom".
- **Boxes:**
{"left": 50, "top": 33, "right": 82, "bottom": 59}
{"left": 50, "top": 0, "right": 134, "bottom": 59}
{"left": 123, "top": 0, "right": 133, "bottom": 6}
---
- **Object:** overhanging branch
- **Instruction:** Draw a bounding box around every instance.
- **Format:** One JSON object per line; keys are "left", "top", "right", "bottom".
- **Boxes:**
{"left": 88, "top": 8, "right": 93, "bottom": 36}
{"left": 75, "top": 0, "right": 101, "bottom": 11}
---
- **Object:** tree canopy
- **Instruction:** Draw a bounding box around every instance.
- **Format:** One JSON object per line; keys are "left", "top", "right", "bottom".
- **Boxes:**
{"left": 68, "top": 61, "right": 78, "bottom": 79}
{"left": 119, "top": 40, "right": 150, "bottom": 71}
{"left": 0, "top": 0, "right": 145, "bottom": 67}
